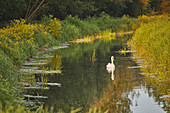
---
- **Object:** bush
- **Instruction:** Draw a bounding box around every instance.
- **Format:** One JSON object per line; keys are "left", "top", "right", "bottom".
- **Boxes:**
{"left": 41, "top": 15, "right": 61, "bottom": 38}
{"left": 0, "top": 17, "right": 61, "bottom": 110}
{"left": 0, "top": 18, "right": 61, "bottom": 66}
{"left": 59, "top": 15, "right": 100, "bottom": 41}
{"left": 0, "top": 51, "right": 19, "bottom": 107}
{"left": 86, "top": 13, "right": 131, "bottom": 32}
{"left": 60, "top": 22, "right": 81, "bottom": 41}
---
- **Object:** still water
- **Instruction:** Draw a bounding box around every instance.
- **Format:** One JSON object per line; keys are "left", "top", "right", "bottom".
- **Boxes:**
{"left": 21, "top": 35, "right": 169, "bottom": 112}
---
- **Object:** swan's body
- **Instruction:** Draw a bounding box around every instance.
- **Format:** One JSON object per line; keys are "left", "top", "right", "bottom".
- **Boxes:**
{"left": 106, "top": 56, "right": 115, "bottom": 70}
{"left": 106, "top": 56, "right": 115, "bottom": 80}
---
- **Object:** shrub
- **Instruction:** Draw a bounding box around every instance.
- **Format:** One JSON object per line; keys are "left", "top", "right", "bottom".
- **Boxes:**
{"left": 86, "top": 13, "right": 132, "bottom": 32}
{"left": 0, "top": 17, "right": 61, "bottom": 110}
{"left": 41, "top": 15, "right": 61, "bottom": 38}
{"left": 60, "top": 22, "right": 81, "bottom": 41}
{"left": 60, "top": 15, "right": 100, "bottom": 41}
{"left": 0, "top": 51, "right": 19, "bottom": 107}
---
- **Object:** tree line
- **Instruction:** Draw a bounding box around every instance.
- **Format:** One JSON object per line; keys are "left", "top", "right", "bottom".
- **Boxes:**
{"left": 0, "top": 0, "right": 169, "bottom": 21}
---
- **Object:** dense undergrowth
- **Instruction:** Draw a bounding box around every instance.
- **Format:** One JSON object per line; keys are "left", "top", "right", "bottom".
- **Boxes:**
{"left": 59, "top": 13, "right": 133, "bottom": 41}
{"left": 0, "top": 14, "right": 169, "bottom": 112}
{"left": 59, "top": 13, "right": 165, "bottom": 42}
{"left": 128, "top": 15, "right": 170, "bottom": 80}
{"left": 0, "top": 16, "right": 61, "bottom": 112}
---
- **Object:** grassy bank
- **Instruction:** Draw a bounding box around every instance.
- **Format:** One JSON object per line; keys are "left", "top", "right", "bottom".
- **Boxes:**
{"left": 0, "top": 16, "right": 61, "bottom": 112}
{"left": 128, "top": 15, "right": 170, "bottom": 80}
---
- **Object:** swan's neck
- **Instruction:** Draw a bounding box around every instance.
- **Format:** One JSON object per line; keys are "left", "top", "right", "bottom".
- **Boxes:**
{"left": 111, "top": 58, "right": 114, "bottom": 64}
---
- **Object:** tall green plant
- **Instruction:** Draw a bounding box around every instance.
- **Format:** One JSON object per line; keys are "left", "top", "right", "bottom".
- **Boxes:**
{"left": 128, "top": 15, "right": 170, "bottom": 79}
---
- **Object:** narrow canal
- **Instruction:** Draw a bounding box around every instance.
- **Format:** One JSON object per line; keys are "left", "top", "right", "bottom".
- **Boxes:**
{"left": 20, "top": 34, "right": 169, "bottom": 113}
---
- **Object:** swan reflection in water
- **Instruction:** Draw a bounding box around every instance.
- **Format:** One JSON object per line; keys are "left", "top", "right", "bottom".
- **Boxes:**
{"left": 106, "top": 56, "right": 115, "bottom": 80}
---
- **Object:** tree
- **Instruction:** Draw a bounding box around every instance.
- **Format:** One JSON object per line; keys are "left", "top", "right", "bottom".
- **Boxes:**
{"left": 161, "top": 0, "right": 170, "bottom": 14}
{"left": 149, "top": 0, "right": 162, "bottom": 12}
{"left": 124, "top": 0, "right": 143, "bottom": 17}
{"left": 93, "top": 0, "right": 133, "bottom": 17}
{"left": 25, "top": 0, "right": 51, "bottom": 20}
{"left": 140, "top": 0, "right": 151, "bottom": 10}
{"left": 0, "top": 0, "right": 26, "bottom": 20}
{"left": 45, "top": 0, "right": 96, "bottom": 19}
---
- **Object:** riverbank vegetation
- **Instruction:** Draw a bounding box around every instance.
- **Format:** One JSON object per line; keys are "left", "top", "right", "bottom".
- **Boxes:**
{"left": 0, "top": 14, "right": 169, "bottom": 113}
{"left": 128, "top": 15, "right": 170, "bottom": 80}
{"left": 0, "top": 17, "right": 61, "bottom": 112}
{"left": 0, "top": 0, "right": 169, "bottom": 112}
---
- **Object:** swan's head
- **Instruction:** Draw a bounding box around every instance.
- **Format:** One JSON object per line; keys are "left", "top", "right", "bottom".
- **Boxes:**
{"left": 111, "top": 56, "right": 114, "bottom": 61}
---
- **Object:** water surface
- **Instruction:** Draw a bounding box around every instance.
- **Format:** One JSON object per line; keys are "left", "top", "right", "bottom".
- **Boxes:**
{"left": 22, "top": 35, "right": 169, "bottom": 112}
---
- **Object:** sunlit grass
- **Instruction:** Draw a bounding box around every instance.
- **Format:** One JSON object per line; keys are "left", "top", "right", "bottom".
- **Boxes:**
{"left": 128, "top": 15, "right": 170, "bottom": 80}
{"left": 72, "top": 30, "right": 116, "bottom": 43}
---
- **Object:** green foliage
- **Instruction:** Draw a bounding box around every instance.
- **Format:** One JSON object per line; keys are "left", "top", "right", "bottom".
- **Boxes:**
{"left": 0, "top": 0, "right": 26, "bottom": 20}
{"left": 0, "top": 51, "right": 15, "bottom": 79}
{"left": 41, "top": 15, "right": 61, "bottom": 38}
{"left": 0, "top": 0, "right": 167, "bottom": 22}
{"left": 0, "top": 17, "right": 61, "bottom": 111}
{"left": 0, "top": 18, "right": 60, "bottom": 65}
{"left": 59, "top": 16, "right": 100, "bottom": 41}
{"left": 59, "top": 14, "right": 138, "bottom": 41}
{"left": 86, "top": 13, "right": 132, "bottom": 32}
{"left": 0, "top": 51, "right": 20, "bottom": 108}
{"left": 128, "top": 15, "right": 170, "bottom": 79}
{"left": 60, "top": 23, "right": 81, "bottom": 41}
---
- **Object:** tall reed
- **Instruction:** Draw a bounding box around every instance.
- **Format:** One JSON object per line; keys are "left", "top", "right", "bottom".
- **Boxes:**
{"left": 128, "top": 15, "right": 170, "bottom": 79}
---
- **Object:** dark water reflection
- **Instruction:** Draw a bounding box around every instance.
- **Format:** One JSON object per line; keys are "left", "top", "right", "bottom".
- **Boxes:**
{"left": 23, "top": 35, "right": 168, "bottom": 112}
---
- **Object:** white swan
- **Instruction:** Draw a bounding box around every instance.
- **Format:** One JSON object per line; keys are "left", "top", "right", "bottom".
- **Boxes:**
{"left": 106, "top": 56, "right": 115, "bottom": 70}
{"left": 106, "top": 56, "right": 115, "bottom": 80}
